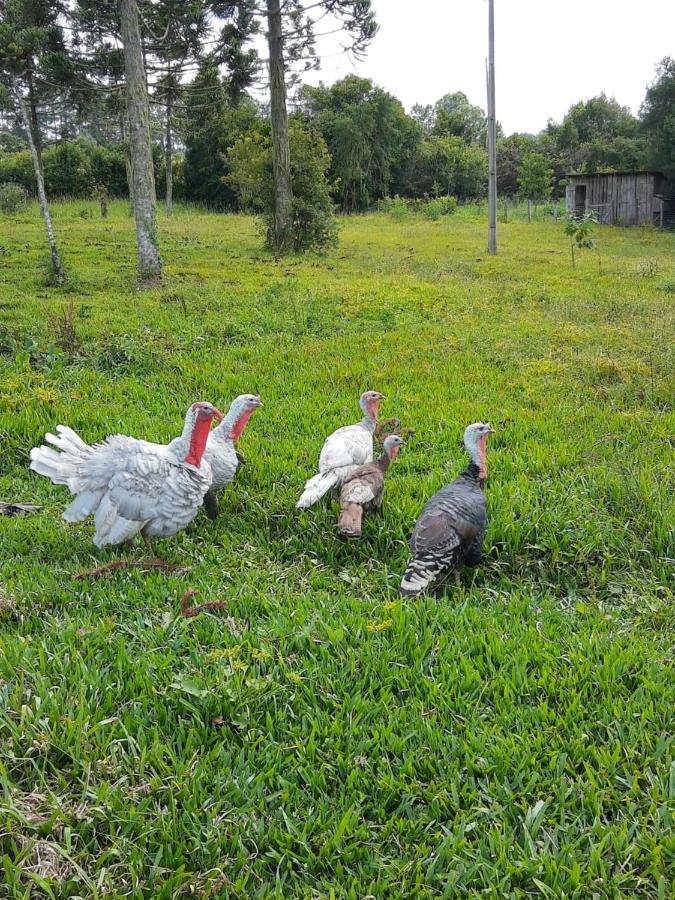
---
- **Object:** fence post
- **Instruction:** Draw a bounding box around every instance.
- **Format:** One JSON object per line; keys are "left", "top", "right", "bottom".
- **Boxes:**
{"left": 553, "top": 199, "right": 559, "bottom": 220}
{"left": 503, "top": 199, "right": 508, "bottom": 222}
{"left": 659, "top": 199, "right": 664, "bottom": 229}
{"left": 527, "top": 199, "right": 532, "bottom": 223}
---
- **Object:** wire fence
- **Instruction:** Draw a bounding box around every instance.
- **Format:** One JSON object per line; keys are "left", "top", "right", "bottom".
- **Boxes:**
{"left": 583, "top": 200, "right": 675, "bottom": 229}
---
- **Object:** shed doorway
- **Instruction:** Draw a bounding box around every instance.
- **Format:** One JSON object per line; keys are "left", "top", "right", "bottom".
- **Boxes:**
{"left": 574, "top": 185, "right": 586, "bottom": 215}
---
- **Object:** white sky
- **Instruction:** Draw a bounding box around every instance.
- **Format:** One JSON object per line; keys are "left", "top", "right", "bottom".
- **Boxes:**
{"left": 300, "top": 0, "right": 675, "bottom": 134}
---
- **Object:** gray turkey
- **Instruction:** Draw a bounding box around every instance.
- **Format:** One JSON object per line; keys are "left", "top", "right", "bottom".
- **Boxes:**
{"left": 337, "top": 434, "right": 405, "bottom": 539}
{"left": 400, "top": 422, "right": 494, "bottom": 596}
{"left": 296, "top": 390, "right": 384, "bottom": 509}
{"left": 29, "top": 402, "right": 222, "bottom": 566}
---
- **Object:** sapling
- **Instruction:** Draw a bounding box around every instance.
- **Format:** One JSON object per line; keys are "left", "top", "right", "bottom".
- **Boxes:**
{"left": 564, "top": 211, "right": 597, "bottom": 269}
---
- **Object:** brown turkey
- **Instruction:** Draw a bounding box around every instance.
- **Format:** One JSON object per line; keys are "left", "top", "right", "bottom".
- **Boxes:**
{"left": 400, "top": 422, "right": 494, "bottom": 596}
{"left": 337, "top": 434, "right": 405, "bottom": 539}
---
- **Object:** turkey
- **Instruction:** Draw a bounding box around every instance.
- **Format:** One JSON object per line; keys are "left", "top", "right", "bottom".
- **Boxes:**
{"left": 29, "top": 402, "right": 222, "bottom": 564}
{"left": 400, "top": 422, "right": 494, "bottom": 597}
{"left": 296, "top": 390, "right": 384, "bottom": 509}
{"left": 337, "top": 434, "right": 405, "bottom": 539}
{"left": 197, "top": 394, "right": 263, "bottom": 519}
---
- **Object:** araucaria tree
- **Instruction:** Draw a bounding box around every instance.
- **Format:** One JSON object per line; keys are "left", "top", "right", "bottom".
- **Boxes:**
{"left": 0, "top": 0, "right": 67, "bottom": 279}
{"left": 117, "top": 0, "right": 161, "bottom": 278}
{"left": 258, "top": 0, "right": 377, "bottom": 252}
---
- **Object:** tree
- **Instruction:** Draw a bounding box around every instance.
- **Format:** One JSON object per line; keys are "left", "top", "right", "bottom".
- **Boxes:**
{"left": 248, "top": 1, "right": 377, "bottom": 251}
{"left": 410, "top": 103, "right": 433, "bottom": 136}
{"left": 394, "top": 134, "right": 487, "bottom": 202}
{"left": 640, "top": 57, "right": 675, "bottom": 188}
{"left": 547, "top": 94, "right": 644, "bottom": 174}
{"left": 118, "top": 0, "right": 161, "bottom": 278}
{"left": 182, "top": 63, "right": 258, "bottom": 209}
{"left": 432, "top": 92, "right": 491, "bottom": 145}
{"left": 147, "top": 0, "right": 210, "bottom": 217}
{"left": 301, "top": 75, "right": 411, "bottom": 211}
{"left": 226, "top": 118, "right": 336, "bottom": 251}
{"left": 0, "top": 0, "right": 67, "bottom": 279}
{"left": 518, "top": 151, "right": 553, "bottom": 205}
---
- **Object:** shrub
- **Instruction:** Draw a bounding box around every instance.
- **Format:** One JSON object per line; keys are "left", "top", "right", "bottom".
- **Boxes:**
{"left": 226, "top": 121, "right": 337, "bottom": 253}
{"left": 420, "top": 196, "right": 457, "bottom": 220}
{"left": 379, "top": 196, "right": 409, "bottom": 219}
{"left": 0, "top": 182, "right": 29, "bottom": 214}
{"left": 380, "top": 195, "right": 457, "bottom": 221}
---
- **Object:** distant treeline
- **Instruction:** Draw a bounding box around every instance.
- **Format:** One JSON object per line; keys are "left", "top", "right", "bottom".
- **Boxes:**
{"left": 1, "top": 61, "right": 673, "bottom": 209}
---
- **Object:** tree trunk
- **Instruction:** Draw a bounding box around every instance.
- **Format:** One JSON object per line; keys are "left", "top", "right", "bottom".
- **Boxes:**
{"left": 26, "top": 73, "right": 43, "bottom": 175}
{"left": 13, "top": 87, "right": 63, "bottom": 281}
{"left": 165, "top": 92, "right": 173, "bottom": 217}
{"left": 120, "top": 113, "right": 135, "bottom": 214}
{"left": 266, "top": 0, "right": 293, "bottom": 252}
{"left": 118, "top": 0, "right": 161, "bottom": 278}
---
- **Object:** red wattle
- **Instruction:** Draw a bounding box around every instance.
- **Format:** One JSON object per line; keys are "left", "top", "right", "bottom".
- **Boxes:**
{"left": 230, "top": 408, "right": 254, "bottom": 440}
{"left": 185, "top": 413, "right": 212, "bottom": 467}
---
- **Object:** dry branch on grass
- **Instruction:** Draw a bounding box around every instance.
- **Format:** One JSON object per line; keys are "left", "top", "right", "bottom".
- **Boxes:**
{"left": 179, "top": 588, "right": 228, "bottom": 619}
{"left": 73, "top": 560, "right": 189, "bottom": 580}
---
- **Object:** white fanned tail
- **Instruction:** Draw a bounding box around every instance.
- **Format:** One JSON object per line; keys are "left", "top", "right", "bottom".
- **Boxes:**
{"left": 29, "top": 425, "right": 92, "bottom": 491}
{"left": 296, "top": 471, "right": 339, "bottom": 509}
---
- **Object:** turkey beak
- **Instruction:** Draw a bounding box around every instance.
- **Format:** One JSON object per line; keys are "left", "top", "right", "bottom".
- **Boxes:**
{"left": 254, "top": 397, "right": 263, "bottom": 408}
{"left": 486, "top": 424, "right": 495, "bottom": 434}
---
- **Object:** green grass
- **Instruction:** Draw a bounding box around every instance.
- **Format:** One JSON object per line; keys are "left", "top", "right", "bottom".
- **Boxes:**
{"left": 0, "top": 201, "right": 673, "bottom": 898}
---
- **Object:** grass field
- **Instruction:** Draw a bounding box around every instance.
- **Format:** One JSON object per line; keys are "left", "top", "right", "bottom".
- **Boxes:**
{"left": 0, "top": 201, "right": 673, "bottom": 897}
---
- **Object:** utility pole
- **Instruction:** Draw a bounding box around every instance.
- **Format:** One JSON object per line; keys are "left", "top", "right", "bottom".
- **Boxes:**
{"left": 487, "top": 0, "right": 497, "bottom": 254}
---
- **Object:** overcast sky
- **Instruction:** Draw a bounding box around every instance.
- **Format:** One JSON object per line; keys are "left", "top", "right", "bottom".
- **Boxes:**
{"left": 300, "top": 0, "right": 675, "bottom": 134}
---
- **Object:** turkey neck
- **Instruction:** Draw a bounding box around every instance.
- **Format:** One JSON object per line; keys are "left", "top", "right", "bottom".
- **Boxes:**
{"left": 185, "top": 413, "right": 213, "bottom": 467}
{"left": 464, "top": 434, "right": 488, "bottom": 485}
{"left": 360, "top": 415, "right": 377, "bottom": 434}
{"left": 376, "top": 455, "right": 391, "bottom": 474}
{"left": 213, "top": 404, "right": 252, "bottom": 442}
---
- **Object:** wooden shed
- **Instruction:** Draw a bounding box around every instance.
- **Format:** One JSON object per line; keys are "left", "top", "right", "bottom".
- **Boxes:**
{"left": 565, "top": 172, "right": 665, "bottom": 225}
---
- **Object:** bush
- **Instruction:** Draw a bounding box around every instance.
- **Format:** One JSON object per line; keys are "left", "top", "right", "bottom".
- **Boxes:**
{"left": 0, "top": 140, "right": 137, "bottom": 200}
{"left": 379, "top": 196, "right": 409, "bottom": 219}
{"left": 226, "top": 120, "right": 337, "bottom": 253}
{"left": 380, "top": 195, "right": 457, "bottom": 221}
{"left": 420, "top": 196, "right": 457, "bottom": 220}
{"left": 0, "top": 182, "right": 29, "bottom": 214}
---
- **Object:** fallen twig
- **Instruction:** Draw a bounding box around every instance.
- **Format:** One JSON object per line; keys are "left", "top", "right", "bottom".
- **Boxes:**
{"left": 73, "top": 560, "right": 189, "bottom": 580}
{"left": 179, "top": 588, "right": 228, "bottom": 618}
{"left": 0, "top": 502, "right": 41, "bottom": 516}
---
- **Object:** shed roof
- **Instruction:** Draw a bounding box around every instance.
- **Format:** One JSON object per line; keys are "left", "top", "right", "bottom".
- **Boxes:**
{"left": 567, "top": 171, "right": 663, "bottom": 178}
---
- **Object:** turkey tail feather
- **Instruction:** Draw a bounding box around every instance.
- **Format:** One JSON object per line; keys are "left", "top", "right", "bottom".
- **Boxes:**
{"left": 400, "top": 555, "right": 445, "bottom": 597}
{"left": 30, "top": 426, "right": 92, "bottom": 490}
{"left": 30, "top": 446, "right": 79, "bottom": 486}
{"left": 296, "top": 471, "right": 338, "bottom": 509}
{"left": 337, "top": 502, "right": 363, "bottom": 539}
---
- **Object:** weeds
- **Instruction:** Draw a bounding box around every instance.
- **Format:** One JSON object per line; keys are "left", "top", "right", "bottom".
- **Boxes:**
{"left": 46, "top": 299, "right": 79, "bottom": 354}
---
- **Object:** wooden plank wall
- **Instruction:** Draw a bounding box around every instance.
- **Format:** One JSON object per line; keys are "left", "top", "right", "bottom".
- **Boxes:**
{"left": 567, "top": 175, "right": 656, "bottom": 225}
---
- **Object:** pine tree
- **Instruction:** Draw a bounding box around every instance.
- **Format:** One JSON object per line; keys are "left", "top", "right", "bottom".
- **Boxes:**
{"left": 0, "top": 0, "right": 68, "bottom": 279}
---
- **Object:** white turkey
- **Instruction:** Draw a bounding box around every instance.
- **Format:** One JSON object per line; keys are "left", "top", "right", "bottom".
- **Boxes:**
{"left": 29, "top": 402, "right": 222, "bottom": 563}
{"left": 296, "top": 390, "right": 384, "bottom": 509}
{"left": 400, "top": 422, "right": 494, "bottom": 596}
{"left": 337, "top": 434, "right": 405, "bottom": 539}
{"left": 195, "top": 394, "right": 262, "bottom": 519}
